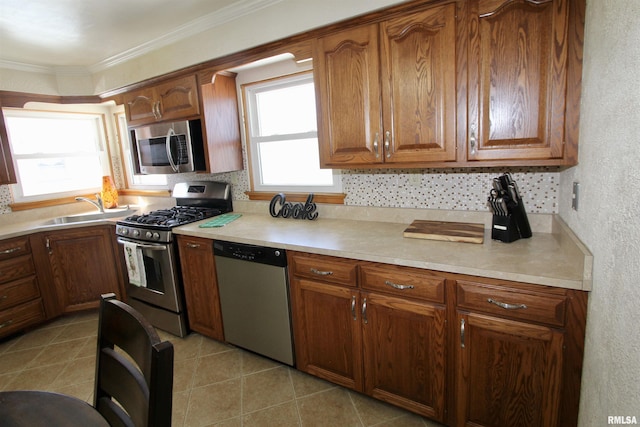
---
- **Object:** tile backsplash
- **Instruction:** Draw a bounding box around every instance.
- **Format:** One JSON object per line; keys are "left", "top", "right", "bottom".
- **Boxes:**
{"left": 0, "top": 166, "right": 560, "bottom": 215}
{"left": 167, "top": 165, "right": 560, "bottom": 214}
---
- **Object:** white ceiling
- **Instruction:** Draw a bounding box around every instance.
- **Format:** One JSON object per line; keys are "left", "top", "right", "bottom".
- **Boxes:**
{"left": 0, "top": 0, "right": 267, "bottom": 70}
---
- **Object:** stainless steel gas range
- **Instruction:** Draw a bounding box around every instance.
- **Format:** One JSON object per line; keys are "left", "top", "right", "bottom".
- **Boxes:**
{"left": 115, "top": 181, "right": 232, "bottom": 337}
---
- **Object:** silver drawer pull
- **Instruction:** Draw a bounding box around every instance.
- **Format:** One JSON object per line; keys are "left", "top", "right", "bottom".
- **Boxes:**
{"left": 385, "top": 280, "right": 414, "bottom": 290}
{"left": 310, "top": 268, "right": 333, "bottom": 276}
{"left": 1, "top": 247, "right": 21, "bottom": 255}
{"left": 0, "top": 319, "right": 14, "bottom": 329}
{"left": 0, "top": 295, "right": 7, "bottom": 300}
{"left": 487, "top": 298, "right": 527, "bottom": 310}
{"left": 186, "top": 243, "right": 200, "bottom": 249}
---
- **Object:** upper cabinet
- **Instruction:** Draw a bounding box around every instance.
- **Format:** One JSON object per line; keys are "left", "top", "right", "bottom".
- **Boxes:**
{"left": 123, "top": 75, "right": 200, "bottom": 127}
{"left": 314, "top": 3, "right": 458, "bottom": 167}
{"left": 0, "top": 105, "right": 17, "bottom": 184}
{"left": 466, "top": 0, "right": 572, "bottom": 162}
{"left": 314, "top": 0, "right": 584, "bottom": 168}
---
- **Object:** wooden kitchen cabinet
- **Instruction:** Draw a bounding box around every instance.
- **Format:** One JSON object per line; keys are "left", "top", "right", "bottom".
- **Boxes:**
{"left": 314, "top": 2, "right": 458, "bottom": 167}
{"left": 288, "top": 252, "right": 362, "bottom": 390}
{"left": 0, "top": 237, "right": 45, "bottom": 338}
{"left": 177, "top": 235, "right": 224, "bottom": 340}
{"left": 289, "top": 252, "right": 447, "bottom": 421}
{"left": 453, "top": 279, "right": 586, "bottom": 427}
{"left": 466, "top": 0, "right": 578, "bottom": 163}
{"left": 123, "top": 74, "right": 200, "bottom": 127}
{"left": 31, "top": 226, "right": 126, "bottom": 315}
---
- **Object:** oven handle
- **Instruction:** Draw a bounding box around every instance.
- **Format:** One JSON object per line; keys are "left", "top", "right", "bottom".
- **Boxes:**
{"left": 116, "top": 238, "right": 169, "bottom": 251}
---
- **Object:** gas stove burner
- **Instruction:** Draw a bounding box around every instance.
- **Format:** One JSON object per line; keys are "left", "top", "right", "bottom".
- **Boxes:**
{"left": 123, "top": 206, "right": 223, "bottom": 227}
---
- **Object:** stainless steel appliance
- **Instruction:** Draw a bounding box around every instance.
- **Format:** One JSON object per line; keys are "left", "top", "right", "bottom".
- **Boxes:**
{"left": 131, "top": 120, "right": 206, "bottom": 174}
{"left": 116, "top": 181, "right": 232, "bottom": 337}
{"left": 213, "top": 240, "right": 294, "bottom": 366}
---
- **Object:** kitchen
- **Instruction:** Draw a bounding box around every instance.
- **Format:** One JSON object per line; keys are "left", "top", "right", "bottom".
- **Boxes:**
{"left": 0, "top": 0, "right": 639, "bottom": 426}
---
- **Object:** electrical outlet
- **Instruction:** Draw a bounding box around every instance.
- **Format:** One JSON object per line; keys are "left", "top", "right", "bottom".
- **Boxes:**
{"left": 572, "top": 182, "right": 580, "bottom": 211}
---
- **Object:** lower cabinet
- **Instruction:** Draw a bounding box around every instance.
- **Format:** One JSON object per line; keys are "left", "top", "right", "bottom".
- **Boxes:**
{"left": 453, "top": 279, "right": 586, "bottom": 427}
{"left": 288, "top": 251, "right": 587, "bottom": 427}
{"left": 0, "top": 237, "right": 45, "bottom": 338}
{"left": 31, "top": 225, "right": 126, "bottom": 316}
{"left": 176, "top": 235, "right": 224, "bottom": 340}
{"left": 288, "top": 252, "right": 447, "bottom": 421}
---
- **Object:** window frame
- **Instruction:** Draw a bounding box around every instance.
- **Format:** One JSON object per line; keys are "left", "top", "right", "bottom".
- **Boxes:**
{"left": 4, "top": 107, "right": 112, "bottom": 203}
{"left": 242, "top": 70, "right": 342, "bottom": 194}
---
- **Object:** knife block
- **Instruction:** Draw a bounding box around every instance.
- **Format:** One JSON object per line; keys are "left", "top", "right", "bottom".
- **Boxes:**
{"left": 491, "top": 215, "right": 521, "bottom": 243}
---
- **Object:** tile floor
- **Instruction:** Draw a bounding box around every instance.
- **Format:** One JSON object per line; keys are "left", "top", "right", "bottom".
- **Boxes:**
{"left": 0, "top": 310, "right": 446, "bottom": 427}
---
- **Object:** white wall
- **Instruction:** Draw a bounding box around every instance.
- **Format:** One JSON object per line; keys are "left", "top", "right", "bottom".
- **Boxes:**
{"left": 559, "top": 0, "right": 640, "bottom": 424}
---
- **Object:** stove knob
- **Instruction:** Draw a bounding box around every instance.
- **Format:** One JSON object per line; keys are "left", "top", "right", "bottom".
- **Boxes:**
{"left": 153, "top": 232, "right": 161, "bottom": 240}
{"left": 132, "top": 230, "right": 140, "bottom": 238}
{"left": 119, "top": 227, "right": 128, "bottom": 235}
{"left": 145, "top": 231, "right": 153, "bottom": 239}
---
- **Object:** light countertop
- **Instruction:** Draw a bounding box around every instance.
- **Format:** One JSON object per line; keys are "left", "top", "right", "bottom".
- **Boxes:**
{"left": 175, "top": 208, "right": 593, "bottom": 291}
{"left": 0, "top": 201, "right": 592, "bottom": 291}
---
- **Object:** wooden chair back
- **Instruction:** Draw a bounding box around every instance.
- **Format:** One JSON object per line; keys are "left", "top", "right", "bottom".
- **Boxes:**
{"left": 94, "top": 293, "right": 174, "bottom": 427}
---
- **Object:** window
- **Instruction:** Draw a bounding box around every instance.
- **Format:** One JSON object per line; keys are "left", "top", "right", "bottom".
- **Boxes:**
{"left": 4, "top": 108, "right": 111, "bottom": 202}
{"left": 244, "top": 72, "right": 341, "bottom": 193}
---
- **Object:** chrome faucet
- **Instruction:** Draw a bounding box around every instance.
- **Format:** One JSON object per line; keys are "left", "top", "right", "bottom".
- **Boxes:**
{"left": 75, "top": 193, "right": 104, "bottom": 213}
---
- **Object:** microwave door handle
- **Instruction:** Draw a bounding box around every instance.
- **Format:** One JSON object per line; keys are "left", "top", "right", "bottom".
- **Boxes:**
{"left": 165, "top": 128, "right": 179, "bottom": 172}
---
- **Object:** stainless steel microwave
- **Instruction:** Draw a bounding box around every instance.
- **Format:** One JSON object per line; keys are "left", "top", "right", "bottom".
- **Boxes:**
{"left": 131, "top": 120, "right": 206, "bottom": 174}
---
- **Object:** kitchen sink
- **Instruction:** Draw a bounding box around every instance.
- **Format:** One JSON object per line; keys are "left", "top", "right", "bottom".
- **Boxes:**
{"left": 43, "top": 207, "right": 136, "bottom": 225}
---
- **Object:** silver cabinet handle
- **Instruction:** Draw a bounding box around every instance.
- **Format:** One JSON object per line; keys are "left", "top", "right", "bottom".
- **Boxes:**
{"left": 0, "top": 247, "right": 20, "bottom": 255}
{"left": 351, "top": 296, "right": 357, "bottom": 320}
{"left": 384, "top": 130, "right": 391, "bottom": 158}
{"left": 0, "top": 295, "right": 8, "bottom": 300}
{"left": 384, "top": 280, "right": 414, "bottom": 290}
{"left": 362, "top": 298, "right": 368, "bottom": 324}
{"left": 487, "top": 298, "right": 527, "bottom": 310}
{"left": 0, "top": 319, "right": 13, "bottom": 329}
{"left": 186, "top": 243, "right": 200, "bottom": 249}
{"left": 373, "top": 132, "right": 380, "bottom": 158}
{"left": 310, "top": 268, "right": 333, "bottom": 276}
{"left": 153, "top": 101, "right": 162, "bottom": 119}
{"left": 46, "top": 238, "right": 52, "bottom": 255}
{"left": 469, "top": 125, "right": 477, "bottom": 156}
{"left": 460, "top": 318, "right": 465, "bottom": 348}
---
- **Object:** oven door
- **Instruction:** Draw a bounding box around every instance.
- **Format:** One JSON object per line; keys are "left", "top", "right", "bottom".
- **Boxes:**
{"left": 116, "top": 237, "right": 183, "bottom": 313}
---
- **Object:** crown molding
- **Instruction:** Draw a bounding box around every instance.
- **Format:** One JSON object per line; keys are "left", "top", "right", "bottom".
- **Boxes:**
{"left": 0, "top": 60, "right": 54, "bottom": 74}
{"left": 88, "top": 0, "right": 284, "bottom": 73}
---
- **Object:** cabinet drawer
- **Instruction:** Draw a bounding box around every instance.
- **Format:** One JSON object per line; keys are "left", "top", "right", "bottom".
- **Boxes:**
{"left": 360, "top": 263, "right": 445, "bottom": 303}
{"left": 0, "top": 276, "right": 40, "bottom": 311}
{"left": 288, "top": 252, "right": 357, "bottom": 287}
{"left": 0, "top": 237, "right": 30, "bottom": 261}
{"left": 457, "top": 281, "right": 567, "bottom": 327}
{"left": 0, "top": 299, "right": 46, "bottom": 338}
{"left": 0, "top": 255, "right": 36, "bottom": 284}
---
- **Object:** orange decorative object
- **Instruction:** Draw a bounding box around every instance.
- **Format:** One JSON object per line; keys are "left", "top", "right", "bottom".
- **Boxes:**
{"left": 101, "top": 175, "right": 119, "bottom": 209}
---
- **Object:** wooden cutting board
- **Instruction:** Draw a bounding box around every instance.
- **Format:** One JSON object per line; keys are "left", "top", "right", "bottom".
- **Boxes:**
{"left": 403, "top": 220, "right": 485, "bottom": 244}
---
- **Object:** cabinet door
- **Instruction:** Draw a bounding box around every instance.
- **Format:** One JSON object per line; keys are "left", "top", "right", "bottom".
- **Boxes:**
{"left": 45, "top": 227, "right": 124, "bottom": 313}
{"left": 123, "top": 87, "right": 158, "bottom": 126}
{"left": 315, "top": 24, "right": 382, "bottom": 166}
{"left": 467, "top": 0, "right": 569, "bottom": 161}
{"left": 455, "top": 311, "right": 563, "bottom": 427}
{"left": 380, "top": 3, "right": 457, "bottom": 163}
{"left": 177, "top": 236, "right": 224, "bottom": 340}
{"left": 155, "top": 75, "right": 200, "bottom": 122}
{"left": 290, "top": 277, "right": 363, "bottom": 390}
{"left": 362, "top": 292, "right": 447, "bottom": 421}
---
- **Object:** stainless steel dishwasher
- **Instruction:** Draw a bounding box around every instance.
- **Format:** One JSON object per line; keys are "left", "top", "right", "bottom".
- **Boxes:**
{"left": 213, "top": 240, "right": 294, "bottom": 366}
